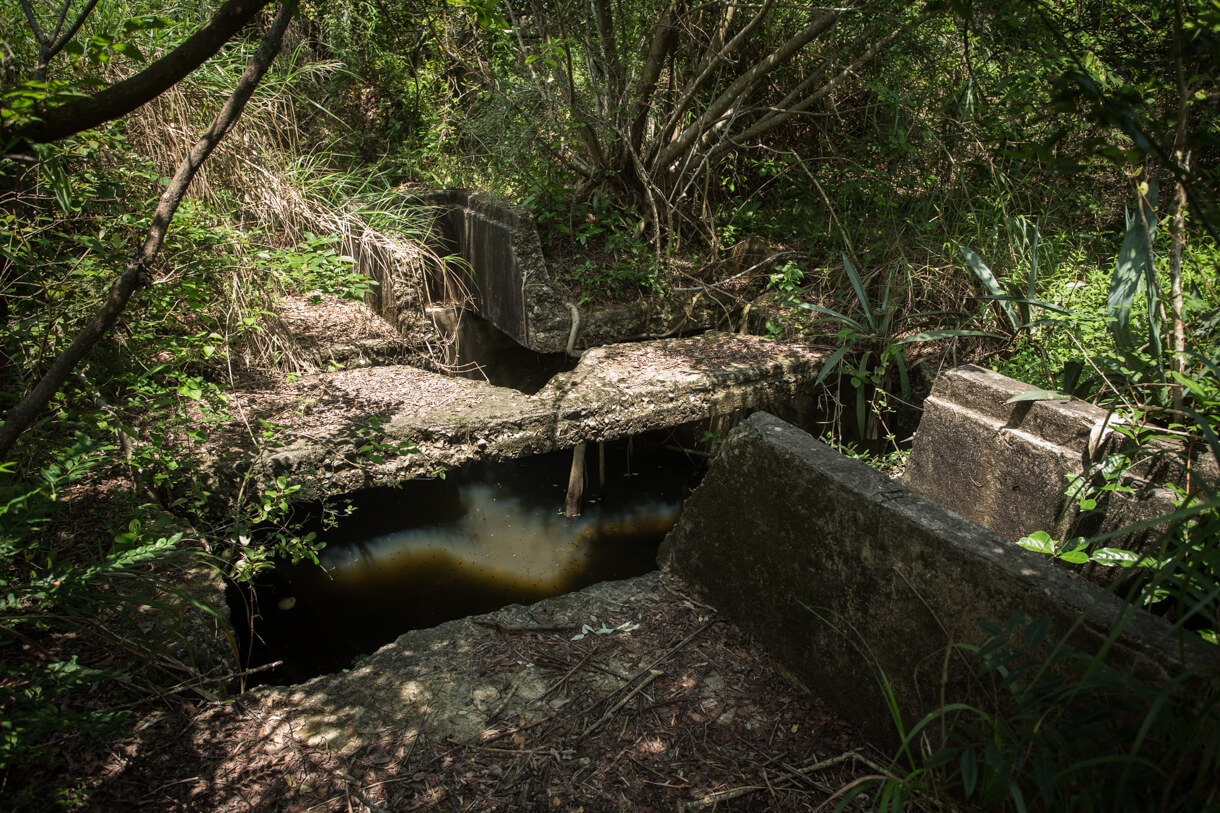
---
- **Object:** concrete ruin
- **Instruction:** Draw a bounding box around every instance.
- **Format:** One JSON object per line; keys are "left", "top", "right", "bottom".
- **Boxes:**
{"left": 398, "top": 190, "right": 731, "bottom": 353}
{"left": 209, "top": 328, "right": 827, "bottom": 499}
{"left": 213, "top": 192, "right": 1217, "bottom": 756}
{"left": 901, "top": 365, "right": 1216, "bottom": 561}
{"left": 659, "top": 411, "right": 1208, "bottom": 747}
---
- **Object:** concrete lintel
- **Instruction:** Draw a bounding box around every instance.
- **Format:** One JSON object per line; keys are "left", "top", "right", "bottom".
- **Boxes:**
{"left": 659, "top": 412, "right": 1206, "bottom": 748}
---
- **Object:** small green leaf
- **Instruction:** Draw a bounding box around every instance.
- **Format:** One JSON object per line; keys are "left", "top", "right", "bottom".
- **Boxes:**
{"left": 1023, "top": 617, "right": 1051, "bottom": 650}
{"left": 960, "top": 747, "right": 979, "bottom": 798}
{"left": 1017, "top": 531, "right": 1055, "bottom": 555}
{"left": 1091, "top": 548, "right": 1144, "bottom": 567}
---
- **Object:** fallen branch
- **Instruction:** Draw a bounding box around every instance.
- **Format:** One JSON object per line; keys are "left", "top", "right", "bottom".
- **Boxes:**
{"left": 473, "top": 620, "right": 582, "bottom": 635}
{"left": 679, "top": 750, "right": 892, "bottom": 810}
{"left": 579, "top": 668, "right": 663, "bottom": 740}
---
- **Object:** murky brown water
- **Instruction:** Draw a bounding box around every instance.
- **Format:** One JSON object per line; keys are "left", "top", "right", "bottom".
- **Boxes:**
{"left": 235, "top": 438, "right": 702, "bottom": 684}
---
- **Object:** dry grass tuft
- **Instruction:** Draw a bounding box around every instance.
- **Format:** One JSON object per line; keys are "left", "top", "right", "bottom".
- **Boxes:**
{"left": 121, "top": 31, "right": 464, "bottom": 374}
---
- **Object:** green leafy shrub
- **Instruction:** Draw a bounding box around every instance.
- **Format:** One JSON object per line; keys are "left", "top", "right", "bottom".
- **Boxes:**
{"left": 0, "top": 433, "right": 222, "bottom": 774}
{"left": 800, "top": 254, "right": 994, "bottom": 446}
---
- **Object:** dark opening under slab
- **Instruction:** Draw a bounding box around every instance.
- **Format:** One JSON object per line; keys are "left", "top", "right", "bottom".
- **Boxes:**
{"left": 231, "top": 434, "right": 705, "bottom": 685}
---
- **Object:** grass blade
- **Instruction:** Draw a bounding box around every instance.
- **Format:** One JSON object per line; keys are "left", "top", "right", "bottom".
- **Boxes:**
{"left": 1006, "top": 389, "right": 1072, "bottom": 403}
{"left": 967, "top": 294, "right": 1075, "bottom": 316}
{"left": 798, "top": 302, "right": 865, "bottom": 333}
{"left": 892, "top": 329, "right": 1001, "bottom": 345}
{"left": 1108, "top": 180, "right": 1158, "bottom": 353}
{"left": 842, "top": 254, "right": 876, "bottom": 333}
{"left": 957, "top": 242, "right": 1020, "bottom": 330}
{"left": 815, "top": 343, "right": 855, "bottom": 386}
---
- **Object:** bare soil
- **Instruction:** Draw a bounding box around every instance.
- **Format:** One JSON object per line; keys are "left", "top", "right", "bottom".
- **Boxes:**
{"left": 7, "top": 571, "right": 885, "bottom": 812}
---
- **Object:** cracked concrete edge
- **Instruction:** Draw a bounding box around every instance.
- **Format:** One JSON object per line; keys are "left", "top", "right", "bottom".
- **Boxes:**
{"left": 249, "top": 573, "right": 669, "bottom": 752}
{"left": 208, "top": 335, "right": 827, "bottom": 501}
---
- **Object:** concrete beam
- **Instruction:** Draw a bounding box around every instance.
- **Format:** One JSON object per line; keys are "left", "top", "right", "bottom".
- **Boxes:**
{"left": 203, "top": 333, "right": 826, "bottom": 499}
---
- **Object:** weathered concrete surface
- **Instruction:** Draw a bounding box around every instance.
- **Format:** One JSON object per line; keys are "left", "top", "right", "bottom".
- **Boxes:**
{"left": 659, "top": 412, "right": 1207, "bottom": 747}
{"left": 209, "top": 332, "right": 826, "bottom": 498}
{"left": 249, "top": 576, "right": 662, "bottom": 752}
{"left": 405, "top": 189, "right": 729, "bottom": 353}
{"left": 901, "top": 365, "right": 1217, "bottom": 556}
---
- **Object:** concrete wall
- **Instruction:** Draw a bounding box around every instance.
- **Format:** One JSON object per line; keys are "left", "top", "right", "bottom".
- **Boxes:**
{"left": 407, "top": 190, "right": 538, "bottom": 349}
{"left": 403, "top": 189, "right": 733, "bottom": 354}
{"left": 659, "top": 412, "right": 1204, "bottom": 747}
{"left": 901, "top": 365, "right": 1214, "bottom": 563}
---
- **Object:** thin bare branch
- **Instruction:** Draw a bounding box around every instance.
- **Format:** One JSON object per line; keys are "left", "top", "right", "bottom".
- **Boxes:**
{"left": 710, "top": 11, "right": 934, "bottom": 161}
{"left": 655, "top": 0, "right": 775, "bottom": 156}
{"left": 0, "top": 1, "right": 296, "bottom": 459}
{"left": 654, "top": 10, "right": 838, "bottom": 172}
{"left": 44, "top": 0, "right": 101, "bottom": 68}
{"left": 18, "top": 0, "right": 48, "bottom": 46}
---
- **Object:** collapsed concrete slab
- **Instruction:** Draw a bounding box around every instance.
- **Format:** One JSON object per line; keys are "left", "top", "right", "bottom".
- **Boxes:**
{"left": 659, "top": 412, "right": 1204, "bottom": 747}
{"left": 202, "top": 333, "right": 826, "bottom": 499}
{"left": 901, "top": 365, "right": 1216, "bottom": 559}
{"left": 249, "top": 575, "right": 663, "bottom": 752}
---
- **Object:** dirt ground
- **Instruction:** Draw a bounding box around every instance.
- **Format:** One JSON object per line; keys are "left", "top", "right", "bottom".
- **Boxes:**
{"left": 10, "top": 572, "right": 888, "bottom": 812}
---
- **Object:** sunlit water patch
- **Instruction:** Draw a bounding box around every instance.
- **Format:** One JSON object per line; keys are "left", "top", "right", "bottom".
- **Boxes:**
{"left": 233, "top": 438, "right": 702, "bottom": 684}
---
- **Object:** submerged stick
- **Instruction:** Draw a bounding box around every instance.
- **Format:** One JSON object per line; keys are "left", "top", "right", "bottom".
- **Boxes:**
{"left": 565, "top": 440, "right": 587, "bottom": 517}
{"left": 598, "top": 440, "right": 606, "bottom": 490}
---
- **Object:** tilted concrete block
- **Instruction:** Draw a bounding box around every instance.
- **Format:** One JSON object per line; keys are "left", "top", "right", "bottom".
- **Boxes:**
{"left": 901, "top": 365, "right": 1213, "bottom": 560}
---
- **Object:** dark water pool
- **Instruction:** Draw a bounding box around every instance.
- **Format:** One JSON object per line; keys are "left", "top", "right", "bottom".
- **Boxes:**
{"left": 232, "top": 437, "right": 703, "bottom": 684}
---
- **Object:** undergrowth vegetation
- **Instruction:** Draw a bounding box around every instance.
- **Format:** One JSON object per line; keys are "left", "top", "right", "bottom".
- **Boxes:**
{"left": 0, "top": 2, "right": 438, "bottom": 797}
{"left": 0, "top": 0, "right": 1217, "bottom": 808}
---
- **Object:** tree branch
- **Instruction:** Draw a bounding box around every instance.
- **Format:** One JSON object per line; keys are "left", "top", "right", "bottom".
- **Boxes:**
{"left": 18, "top": 0, "right": 48, "bottom": 47}
{"left": 41, "top": 0, "right": 102, "bottom": 77}
{"left": 654, "top": 10, "right": 837, "bottom": 172}
{"left": 654, "top": 0, "right": 774, "bottom": 157}
{"left": 627, "top": 0, "right": 680, "bottom": 152}
{"left": 0, "top": 1, "right": 296, "bottom": 460}
{"left": 708, "top": 11, "right": 936, "bottom": 163}
{"left": 4, "top": 0, "right": 274, "bottom": 147}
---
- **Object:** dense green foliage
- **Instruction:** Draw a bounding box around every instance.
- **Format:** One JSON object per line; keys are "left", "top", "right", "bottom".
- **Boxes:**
{"left": 0, "top": 0, "right": 1217, "bottom": 807}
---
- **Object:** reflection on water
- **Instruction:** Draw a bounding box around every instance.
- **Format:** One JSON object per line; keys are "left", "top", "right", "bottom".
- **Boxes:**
{"left": 318, "top": 483, "right": 680, "bottom": 592}
{"left": 237, "top": 439, "right": 701, "bottom": 684}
